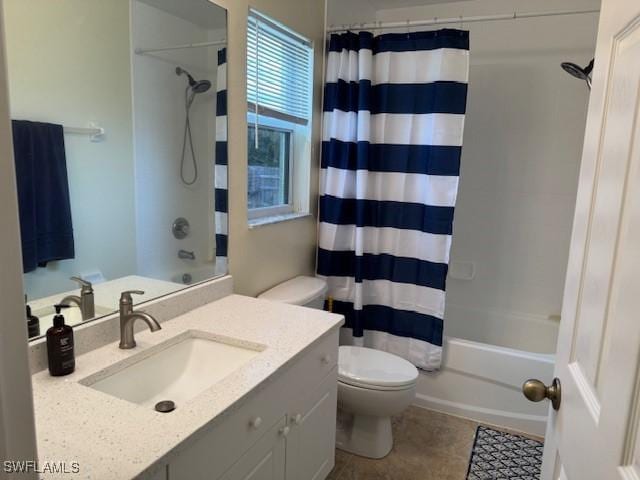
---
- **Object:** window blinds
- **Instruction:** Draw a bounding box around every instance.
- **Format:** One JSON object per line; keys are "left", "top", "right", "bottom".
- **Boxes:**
{"left": 247, "top": 11, "right": 312, "bottom": 126}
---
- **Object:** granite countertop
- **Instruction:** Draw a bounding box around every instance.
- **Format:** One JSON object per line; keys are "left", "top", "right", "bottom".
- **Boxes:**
{"left": 31, "top": 294, "right": 344, "bottom": 479}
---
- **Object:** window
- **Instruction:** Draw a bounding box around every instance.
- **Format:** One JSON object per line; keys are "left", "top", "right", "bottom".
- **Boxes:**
{"left": 246, "top": 10, "right": 313, "bottom": 223}
{"left": 248, "top": 124, "right": 291, "bottom": 210}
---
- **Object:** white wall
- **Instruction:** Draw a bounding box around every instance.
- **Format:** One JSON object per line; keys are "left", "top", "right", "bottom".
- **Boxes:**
{"left": 0, "top": 2, "right": 38, "bottom": 472}
{"left": 327, "top": 0, "right": 599, "bottom": 350}
{"left": 131, "top": 1, "right": 220, "bottom": 283}
{"left": 3, "top": 0, "right": 136, "bottom": 300}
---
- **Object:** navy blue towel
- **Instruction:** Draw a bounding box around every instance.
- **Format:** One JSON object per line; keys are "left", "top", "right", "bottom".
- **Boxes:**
{"left": 12, "top": 120, "right": 75, "bottom": 273}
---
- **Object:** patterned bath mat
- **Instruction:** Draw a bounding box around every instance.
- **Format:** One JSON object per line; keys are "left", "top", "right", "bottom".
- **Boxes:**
{"left": 466, "top": 425, "right": 544, "bottom": 480}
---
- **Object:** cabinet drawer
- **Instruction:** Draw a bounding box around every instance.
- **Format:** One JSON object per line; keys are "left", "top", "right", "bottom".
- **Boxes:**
{"left": 168, "top": 329, "right": 339, "bottom": 480}
{"left": 285, "top": 329, "right": 338, "bottom": 396}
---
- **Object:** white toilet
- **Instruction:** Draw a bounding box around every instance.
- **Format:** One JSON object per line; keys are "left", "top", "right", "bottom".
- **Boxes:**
{"left": 259, "top": 276, "right": 419, "bottom": 459}
{"left": 336, "top": 345, "right": 418, "bottom": 458}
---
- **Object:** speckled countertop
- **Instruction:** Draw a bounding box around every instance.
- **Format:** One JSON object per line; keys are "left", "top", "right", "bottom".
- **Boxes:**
{"left": 31, "top": 294, "right": 344, "bottom": 479}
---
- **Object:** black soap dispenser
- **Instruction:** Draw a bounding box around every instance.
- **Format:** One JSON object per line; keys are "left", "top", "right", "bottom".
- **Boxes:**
{"left": 26, "top": 304, "right": 40, "bottom": 338}
{"left": 46, "top": 304, "right": 75, "bottom": 376}
{"left": 25, "top": 295, "right": 40, "bottom": 339}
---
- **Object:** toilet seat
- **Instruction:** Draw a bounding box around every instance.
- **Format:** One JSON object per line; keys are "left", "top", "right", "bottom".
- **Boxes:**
{"left": 338, "top": 378, "right": 414, "bottom": 392}
{"left": 338, "top": 346, "right": 418, "bottom": 392}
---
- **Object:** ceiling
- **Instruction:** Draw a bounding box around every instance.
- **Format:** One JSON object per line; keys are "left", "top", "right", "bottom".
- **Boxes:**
{"left": 137, "top": 0, "right": 227, "bottom": 30}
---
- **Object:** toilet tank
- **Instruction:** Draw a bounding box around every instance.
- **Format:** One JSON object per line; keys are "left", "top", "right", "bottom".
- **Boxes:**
{"left": 258, "top": 276, "right": 327, "bottom": 309}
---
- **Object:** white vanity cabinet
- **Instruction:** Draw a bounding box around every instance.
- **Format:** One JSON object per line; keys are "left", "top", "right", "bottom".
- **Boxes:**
{"left": 166, "top": 330, "right": 339, "bottom": 480}
{"left": 219, "top": 417, "right": 288, "bottom": 480}
{"left": 285, "top": 370, "right": 338, "bottom": 480}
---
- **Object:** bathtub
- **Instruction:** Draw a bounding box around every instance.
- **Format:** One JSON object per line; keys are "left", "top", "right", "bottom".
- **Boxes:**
{"left": 414, "top": 304, "right": 558, "bottom": 437}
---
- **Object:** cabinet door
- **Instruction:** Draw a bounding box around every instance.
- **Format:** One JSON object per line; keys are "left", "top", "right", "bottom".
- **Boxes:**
{"left": 219, "top": 417, "right": 287, "bottom": 480}
{"left": 286, "top": 368, "right": 338, "bottom": 480}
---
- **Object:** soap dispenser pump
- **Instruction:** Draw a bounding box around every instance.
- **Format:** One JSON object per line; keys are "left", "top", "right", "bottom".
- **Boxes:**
{"left": 46, "top": 304, "right": 75, "bottom": 376}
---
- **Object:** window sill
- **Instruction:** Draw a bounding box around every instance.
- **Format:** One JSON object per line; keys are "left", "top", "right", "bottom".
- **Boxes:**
{"left": 248, "top": 212, "right": 312, "bottom": 229}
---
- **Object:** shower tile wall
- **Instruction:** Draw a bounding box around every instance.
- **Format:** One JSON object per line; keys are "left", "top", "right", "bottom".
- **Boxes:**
{"left": 423, "top": 0, "right": 598, "bottom": 350}
{"left": 132, "top": 1, "right": 220, "bottom": 283}
{"left": 327, "top": 0, "right": 600, "bottom": 352}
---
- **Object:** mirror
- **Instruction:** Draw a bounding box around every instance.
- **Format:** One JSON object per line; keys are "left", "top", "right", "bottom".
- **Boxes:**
{"left": 2, "top": 0, "right": 228, "bottom": 340}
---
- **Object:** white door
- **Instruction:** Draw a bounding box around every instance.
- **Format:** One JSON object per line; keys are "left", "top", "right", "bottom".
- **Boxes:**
{"left": 539, "top": 1, "right": 640, "bottom": 479}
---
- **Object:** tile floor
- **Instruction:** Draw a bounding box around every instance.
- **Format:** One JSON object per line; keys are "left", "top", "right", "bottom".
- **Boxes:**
{"left": 327, "top": 406, "right": 480, "bottom": 480}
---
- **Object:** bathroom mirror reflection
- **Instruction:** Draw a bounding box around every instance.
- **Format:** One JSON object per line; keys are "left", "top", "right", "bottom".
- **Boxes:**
{"left": 2, "top": 0, "right": 228, "bottom": 340}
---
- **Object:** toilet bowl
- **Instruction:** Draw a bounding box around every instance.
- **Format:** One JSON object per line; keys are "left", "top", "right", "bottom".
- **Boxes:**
{"left": 336, "top": 345, "right": 418, "bottom": 458}
{"left": 258, "top": 276, "right": 419, "bottom": 459}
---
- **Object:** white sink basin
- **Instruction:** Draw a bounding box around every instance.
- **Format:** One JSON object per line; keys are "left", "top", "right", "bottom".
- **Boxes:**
{"left": 84, "top": 331, "right": 264, "bottom": 409}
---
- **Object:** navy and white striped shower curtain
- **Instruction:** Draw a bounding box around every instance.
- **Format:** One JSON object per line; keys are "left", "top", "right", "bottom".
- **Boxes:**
{"left": 215, "top": 47, "right": 228, "bottom": 274}
{"left": 317, "top": 30, "right": 469, "bottom": 370}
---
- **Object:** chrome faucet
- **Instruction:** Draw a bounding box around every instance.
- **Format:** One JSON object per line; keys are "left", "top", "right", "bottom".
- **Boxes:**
{"left": 118, "top": 290, "right": 161, "bottom": 349}
{"left": 60, "top": 276, "right": 95, "bottom": 320}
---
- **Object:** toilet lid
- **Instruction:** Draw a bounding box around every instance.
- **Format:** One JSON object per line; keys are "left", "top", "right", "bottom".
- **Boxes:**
{"left": 338, "top": 346, "right": 418, "bottom": 390}
{"left": 257, "top": 276, "right": 327, "bottom": 306}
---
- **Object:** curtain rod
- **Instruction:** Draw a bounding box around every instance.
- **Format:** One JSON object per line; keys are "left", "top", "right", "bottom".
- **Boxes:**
{"left": 63, "top": 123, "right": 105, "bottom": 143}
{"left": 135, "top": 40, "right": 227, "bottom": 55}
{"left": 327, "top": 8, "right": 599, "bottom": 33}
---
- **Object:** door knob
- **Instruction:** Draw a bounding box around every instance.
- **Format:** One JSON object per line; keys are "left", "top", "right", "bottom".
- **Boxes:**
{"left": 522, "top": 378, "right": 561, "bottom": 411}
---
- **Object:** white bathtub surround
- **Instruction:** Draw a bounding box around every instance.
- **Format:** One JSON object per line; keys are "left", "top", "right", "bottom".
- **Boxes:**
{"left": 27, "top": 275, "right": 234, "bottom": 374}
{"left": 406, "top": 302, "right": 557, "bottom": 436}
{"left": 414, "top": 337, "right": 554, "bottom": 436}
{"left": 30, "top": 295, "right": 344, "bottom": 479}
{"left": 444, "top": 303, "right": 559, "bottom": 354}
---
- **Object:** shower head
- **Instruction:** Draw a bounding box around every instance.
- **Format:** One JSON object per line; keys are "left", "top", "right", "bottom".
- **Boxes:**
{"left": 192, "top": 79, "right": 212, "bottom": 94}
{"left": 175, "top": 66, "right": 211, "bottom": 94}
{"left": 561, "top": 59, "right": 594, "bottom": 89}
